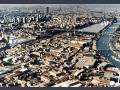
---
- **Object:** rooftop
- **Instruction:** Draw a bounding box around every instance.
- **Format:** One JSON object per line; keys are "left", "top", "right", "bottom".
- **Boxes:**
{"left": 78, "top": 21, "right": 110, "bottom": 34}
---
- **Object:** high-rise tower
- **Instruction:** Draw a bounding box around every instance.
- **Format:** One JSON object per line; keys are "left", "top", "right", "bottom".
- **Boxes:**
{"left": 46, "top": 7, "right": 49, "bottom": 15}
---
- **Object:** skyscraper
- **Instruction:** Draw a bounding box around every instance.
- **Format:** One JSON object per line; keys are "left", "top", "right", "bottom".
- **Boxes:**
{"left": 22, "top": 17, "right": 27, "bottom": 23}
{"left": 46, "top": 7, "right": 49, "bottom": 15}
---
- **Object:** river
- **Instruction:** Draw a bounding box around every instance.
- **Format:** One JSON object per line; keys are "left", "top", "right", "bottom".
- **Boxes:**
{"left": 96, "top": 19, "right": 120, "bottom": 68}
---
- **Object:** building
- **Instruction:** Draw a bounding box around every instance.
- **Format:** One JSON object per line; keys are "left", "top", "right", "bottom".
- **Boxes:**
{"left": 110, "top": 76, "right": 120, "bottom": 87}
{"left": 22, "top": 17, "right": 27, "bottom": 23}
{"left": 46, "top": 7, "right": 49, "bottom": 15}
{"left": 52, "top": 80, "right": 82, "bottom": 87}
{"left": 8, "top": 35, "right": 17, "bottom": 46}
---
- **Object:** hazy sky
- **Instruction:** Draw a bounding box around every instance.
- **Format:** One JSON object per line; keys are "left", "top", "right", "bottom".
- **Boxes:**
{"left": 0, "top": 4, "right": 119, "bottom": 10}
{"left": 0, "top": 4, "right": 119, "bottom": 7}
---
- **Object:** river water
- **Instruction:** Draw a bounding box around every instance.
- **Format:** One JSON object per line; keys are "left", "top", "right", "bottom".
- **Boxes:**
{"left": 96, "top": 20, "right": 120, "bottom": 68}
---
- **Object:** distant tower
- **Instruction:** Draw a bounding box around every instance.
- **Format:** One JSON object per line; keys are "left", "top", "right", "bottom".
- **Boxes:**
{"left": 36, "top": 14, "right": 39, "bottom": 22}
{"left": 17, "top": 17, "right": 21, "bottom": 23}
{"left": 22, "top": 17, "right": 26, "bottom": 23}
{"left": 46, "top": 7, "right": 49, "bottom": 15}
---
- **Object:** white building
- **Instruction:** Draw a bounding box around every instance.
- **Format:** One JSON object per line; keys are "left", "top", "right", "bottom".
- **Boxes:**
{"left": 8, "top": 35, "right": 17, "bottom": 46}
{"left": 110, "top": 76, "right": 120, "bottom": 87}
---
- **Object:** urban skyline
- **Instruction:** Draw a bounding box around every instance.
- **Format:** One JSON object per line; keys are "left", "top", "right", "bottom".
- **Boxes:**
{"left": 0, "top": 4, "right": 118, "bottom": 87}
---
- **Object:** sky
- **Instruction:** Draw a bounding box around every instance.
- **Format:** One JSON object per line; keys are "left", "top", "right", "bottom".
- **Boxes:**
{"left": 0, "top": 4, "right": 120, "bottom": 12}
{"left": 0, "top": 4, "right": 119, "bottom": 8}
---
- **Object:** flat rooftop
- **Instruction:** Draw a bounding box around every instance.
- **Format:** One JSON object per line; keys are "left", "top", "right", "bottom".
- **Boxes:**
{"left": 77, "top": 21, "right": 110, "bottom": 34}
{"left": 75, "top": 56, "right": 96, "bottom": 68}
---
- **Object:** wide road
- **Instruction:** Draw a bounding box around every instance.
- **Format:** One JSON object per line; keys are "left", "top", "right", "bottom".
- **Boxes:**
{"left": 96, "top": 19, "right": 120, "bottom": 68}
